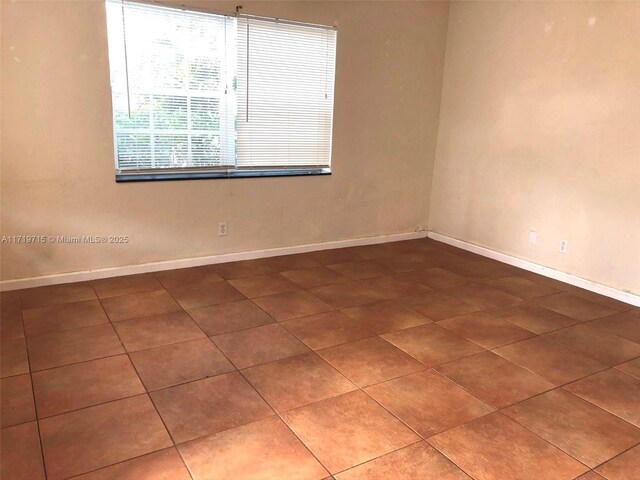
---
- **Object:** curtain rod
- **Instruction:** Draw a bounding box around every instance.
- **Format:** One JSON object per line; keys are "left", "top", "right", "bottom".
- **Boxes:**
{"left": 111, "top": 0, "right": 336, "bottom": 30}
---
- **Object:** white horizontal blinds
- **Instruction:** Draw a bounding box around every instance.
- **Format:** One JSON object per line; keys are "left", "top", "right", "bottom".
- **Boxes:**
{"left": 237, "top": 16, "right": 336, "bottom": 169}
{"left": 105, "top": 1, "right": 236, "bottom": 171}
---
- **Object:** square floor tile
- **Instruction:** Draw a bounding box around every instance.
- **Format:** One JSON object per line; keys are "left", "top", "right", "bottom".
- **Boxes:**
{"left": 534, "top": 292, "right": 620, "bottom": 321}
{"left": 326, "top": 260, "right": 392, "bottom": 280}
{"left": 341, "top": 300, "right": 431, "bottom": 334}
{"left": 281, "top": 311, "right": 374, "bottom": 350}
{"left": 252, "top": 290, "right": 332, "bottom": 322}
{"left": 504, "top": 389, "right": 640, "bottom": 468}
{"left": 39, "top": 395, "right": 172, "bottom": 480}
{"left": 113, "top": 311, "right": 205, "bottom": 352}
{"left": 596, "top": 444, "right": 640, "bottom": 480}
{"left": 151, "top": 372, "right": 273, "bottom": 443}
{"left": 212, "top": 323, "right": 310, "bottom": 369}
{"left": 243, "top": 353, "right": 356, "bottom": 412}
{"left": 1, "top": 422, "right": 46, "bottom": 480}
{"left": 179, "top": 417, "right": 328, "bottom": 480}
{"left": 484, "top": 275, "right": 560, "bottom": 300}
{"left": 155, "top": 266, "right": 223, "bottom": 290}
{"left": 616, "top": 358, "right": 640, "bottom": 380}
{"left": 359, "top": 275, "right": 431, "bottom": 299}
{"left": 382, "top": 323, "right": 485, "bottom": 367}
{"left": 421, "top": 244, "right": 480, "bottom": 260}
{"left": 101, "top": 290, "right": 182, "bottom": 322}
{"left": 489, "top": 302, "right": 577, "bottom": 335}
{"left": 22, "top": 299, "right": 109, "bottom": 337}
{"left": 544, "top": 324, "right": 640, "bottom": 366}
{"left": 435, "top": 351, "right": 554, "bottom": 408}
{"left": 365, "top": 370, "right": 494, "bottom": 437}
{"left": 570, "top": 288, "right": 636, "bottom": 313}
{"left": 27, "top": 324, "right": 124, "bottom": 371}
{"left": 188, "top": 299, "right": 275, "bottom": 336}
{"left": 565, "top": 369, "right": 640, "bottom": 427}
{"left": 1, "top": 374, "right": 35, "bottom": 427}
{"left": 261, "top": 253, "right": 322, "bottom": 272}
{"left": 335, "top": 442, "right": 470, "bottom": 480}
{"left": 72, "top": 447, "right": 191, "bottom": 480}
{"left": 229, "top": 273, "right": 300, "bottom": 298}
{"left": 1, "top": 337, "right": 29, "bottom": 377}
{"left": 399, "top": 291, "right": 481, "bottom": 321}
{"left": 576, "top": 473, "right": 607, "bottom": 480}
{"left": 130, "top": 337, "right": 233, "bottom": 391}
{"left": 283, "top": 390, "right": 419, "bottom": 473}
{"left": 438, "top": 310, "right": 535, "bottom": 349}
{"left": 443, "top": 284, "right": 522, "bottom": 310}
{"left": 1, "top": 310, "right": 24, "bottom": 339}
{"left": 281, "top": 266, "right": 349, "bottom": 289}
{"left": 309, "top": 282, "right": 384, "bottom": 309}
{"left": 308, "top": 248, "right": 362, "bottom": 265}
{"left": 350, "top": 243, "right": 397, "bottom": 259}
{"left": 91, "top": 273, "right": 163, "bottom": 299}
{"left": 403, "top": 267, "right": 470, "bottom": 290}
{"left": 429, "top": 412, "right": 587, "bottom": 480}
{"left": 1, "top": 290, "right": 22, "bottom": 313}
{"left": 494, "top": 336, "right": 607, "bottom": 385}
{"left": 372, "top": 253, "right": 428, "bottom": 273}
{"left": 32, "top": 355, "right": 145, "bottom": 418}
{"left": 518, "top": 271, "right": 573, "bottom": 289}
{"left": 589, "top": 311, "right": 640, "bottom": 343}
{"left": 20, "top": 283, "right": 96, "bottom": 309}
{"left": 169, "top": 281, "right": 246, "bottom": 310}
{"left": 318, "top": 336, "right": 425, "bottom": 387}
{"left": 387, "top": 239, "right": 437, "bottom": 255}
{"left": 444, "top": 260, "right": 515, "bottom": 281}
{"left": 213, "top": 259, "right": 274, "bottom": 280}
{"left": 417, "top": 249, "right": 473, "bottom": 268}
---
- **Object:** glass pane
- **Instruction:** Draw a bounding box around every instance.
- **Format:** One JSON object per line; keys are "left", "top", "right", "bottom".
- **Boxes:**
{"left": 189, "top": 56, "right": 221, "bottom": 91}
{"left": 117, "top": 134, "right": 151, "bottom": 169}
{"left": 152, "top": 95, "right": 187, "bottom": 130}
{"left": 191, "top": 134, "right": 221, "bottom": 166}
{"left": 114, "top": 93, "right": 150, "bottom": 129}
{"left": 106, "top": 1, "right": 237, "bottom": 171}
{"left": 154, "top": 134, "right": 189, "bottom": 167}
{"left": 191, "top": 97, "right": 220, "bottom": 131}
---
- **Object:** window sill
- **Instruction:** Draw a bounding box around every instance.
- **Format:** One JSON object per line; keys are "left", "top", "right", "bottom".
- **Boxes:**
{"left": 115, "top": 168, "right": 331, "bottom": 183}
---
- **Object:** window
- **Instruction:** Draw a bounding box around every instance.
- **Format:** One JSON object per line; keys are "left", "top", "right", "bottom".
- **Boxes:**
{"left": 105, "top": 1, "right": 336, "bottom": 181}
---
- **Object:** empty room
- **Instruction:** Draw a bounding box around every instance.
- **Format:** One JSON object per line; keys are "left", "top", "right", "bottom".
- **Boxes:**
{"left": 1, "top": 0, "right": 639, "bottom": 479}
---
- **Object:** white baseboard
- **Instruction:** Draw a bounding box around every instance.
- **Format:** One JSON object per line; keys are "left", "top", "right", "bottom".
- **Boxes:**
{"left": 0, "top": 231, "right": 427, "bottom": 292}
{"left": 428, "top": 231, "right": 640, "bottom": 308}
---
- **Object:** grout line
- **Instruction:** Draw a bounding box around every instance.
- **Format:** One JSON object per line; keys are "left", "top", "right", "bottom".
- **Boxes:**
{"left": 330, "top": 439, "right": 425, "bottom": 477}
{"left": 60, "top": 447, "right": 189, "bottom": 480}
{"left": 95, "top": 288, "right": 197, "bottom": 480}
{"left": 233, "top": 366, "right": 334, "bottom": 477}
{"left": 4, "top": 241, "right": 639, "bottom": 479}
{"left": 588, "top": 440, "right": 640, "bottom": 471}
{"left": 18, "top": 309, "right": 50, "bottom": 480}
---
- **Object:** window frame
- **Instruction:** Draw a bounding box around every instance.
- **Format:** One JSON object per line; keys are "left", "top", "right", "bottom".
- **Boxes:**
{"left": 105, "top": 1, "right": 336, "bottom": 183}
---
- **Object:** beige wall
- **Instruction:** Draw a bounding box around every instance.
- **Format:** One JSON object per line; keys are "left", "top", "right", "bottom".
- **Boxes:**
{"left": 430, "top": 1, "right": 640, "bottom": 295}
{"left": 5, "top": 0, "right": 638, "bottom": 296}
{"left": 0, "top": 0, "right": 449, "bottom": 281}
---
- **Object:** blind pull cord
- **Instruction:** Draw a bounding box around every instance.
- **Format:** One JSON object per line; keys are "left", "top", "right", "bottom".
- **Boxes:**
{"left": 246, "top": 20, "right": 250, "bottom": 122}
{"left": 224, "top": 17, "right": 228, "bottom": 95}
{"left": 121, "top": 1, "right": 132, "bottom": 119}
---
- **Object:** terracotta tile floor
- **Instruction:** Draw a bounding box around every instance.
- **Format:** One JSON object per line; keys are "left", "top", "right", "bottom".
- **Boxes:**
{"left": 1, "top": 238, "right": 639, "bottom": 480}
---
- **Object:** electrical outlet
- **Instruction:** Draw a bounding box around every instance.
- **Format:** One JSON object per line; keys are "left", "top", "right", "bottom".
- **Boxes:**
{"left": 528, "top": 230, "right": 538, "bottom": 245}
{"left": 218, "top": 222, "right": 228, "bottom": 236}
{"left": 560, "top": 239, "right": 568, "bottom": 253}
